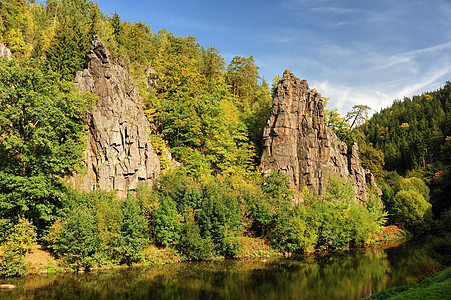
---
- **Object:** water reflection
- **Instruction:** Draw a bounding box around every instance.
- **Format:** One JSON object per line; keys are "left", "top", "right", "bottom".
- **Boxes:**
{"left": 0, "top": 238, "right": 445, "bottom": 300}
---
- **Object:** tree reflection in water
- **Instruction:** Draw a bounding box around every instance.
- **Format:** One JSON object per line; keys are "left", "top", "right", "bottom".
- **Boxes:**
{"left": 2, "top": 238, "right": 445, "bottom": 300}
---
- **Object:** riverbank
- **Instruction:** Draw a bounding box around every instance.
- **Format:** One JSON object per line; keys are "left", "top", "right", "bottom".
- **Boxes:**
{"left": 11, "top": 237, "right": 280, "bottom": 276}
{"left": 8, "top": 226, "right": 413, "bottom": 277}
{"left": 0, "top": 236, "right": 445, "bottom": 300}
{"left": 362, "top": 266, "right": 451, "bottom": 299}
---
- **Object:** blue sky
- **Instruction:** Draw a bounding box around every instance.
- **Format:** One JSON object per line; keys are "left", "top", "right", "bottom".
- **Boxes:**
{"left": 96, "top": 0, "right": 451, "bottom": 115}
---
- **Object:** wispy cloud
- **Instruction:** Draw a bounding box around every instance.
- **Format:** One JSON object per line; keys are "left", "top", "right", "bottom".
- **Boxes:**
{"left": 378, "top": 42, "right": 451, "bottom": 70}
{"left": 310, "top": 6, "right": 361, "bottom": 15}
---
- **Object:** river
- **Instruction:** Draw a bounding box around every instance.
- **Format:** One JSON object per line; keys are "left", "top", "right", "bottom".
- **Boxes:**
{"left": 0, "top": 237, "right": 446, "bottom": 300}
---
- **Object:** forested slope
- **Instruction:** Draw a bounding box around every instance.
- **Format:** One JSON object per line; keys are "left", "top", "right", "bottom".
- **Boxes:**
{"left": 0, "top": 0, "right": 448, "bottom": 277}
{"left": 364, "top": 82, "right": 451, "bottom": 222}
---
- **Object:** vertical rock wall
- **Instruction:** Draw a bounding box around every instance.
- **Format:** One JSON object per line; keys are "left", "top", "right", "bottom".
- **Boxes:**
{"left": 260, "top": 70, "right": 370, "bottom": 202}
{"left": 73, "top": 36, "right": 160, "bottom": 197}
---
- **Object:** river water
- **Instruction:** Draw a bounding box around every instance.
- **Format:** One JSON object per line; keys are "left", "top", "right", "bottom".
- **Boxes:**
{"left": 0, "top": 238, "right": 446, "bottom": 300}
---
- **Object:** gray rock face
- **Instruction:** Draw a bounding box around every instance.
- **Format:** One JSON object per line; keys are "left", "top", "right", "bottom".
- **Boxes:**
{"left": 260, "top": 70, "right": 371, "bottom": 202}
{"left": 73, "top": 36, "right": 160, "bottom": 198}
{"left": 0, "top": 43, "right": 12, "bottom": 60}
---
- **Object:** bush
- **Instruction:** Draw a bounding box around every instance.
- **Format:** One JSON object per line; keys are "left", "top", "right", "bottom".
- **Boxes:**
{"left": 0, "top": 248, "right": 27, "bottom": 277}
{"left": 45, "top": 190, "right": 150, "bottom": 269}
{"left": 250, "top": 171, "right": 293, "bottom": 248}
{"left": 150, "top": 171, "right": 249, "bottom": 259}
{"left": 0, "top": 216, "right": 36, "bottom": 277}
{"left": 178, "top": 210, "right": 214, "bottom": 260}
{"left": 394, "top": 189, "right": 432, "bottom": 232}
{"left": 365, "top": 187, "right": 388, "bottom": 226}
{"left": 280, "top": 177, "right": 382, "bottom": 252}
{"left": 380, "top": 173, "right": 433, "bottom": 232}
{"left": 120, "top": 197, "right": 149, "bottom": 265}
{"left": 51, "top": 208, "right": 101, "bottom": 270}
{"left": 153, "top": 197, "right": 182, "bottom": 247}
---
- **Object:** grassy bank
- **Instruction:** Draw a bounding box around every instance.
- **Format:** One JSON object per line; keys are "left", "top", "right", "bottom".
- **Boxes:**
{"left": 363, "top": 266, "right": 451, "bottom": 299}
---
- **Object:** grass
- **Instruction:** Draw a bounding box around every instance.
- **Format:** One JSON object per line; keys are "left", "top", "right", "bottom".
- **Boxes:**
{"left": 363, "top": 266, "right": 451, "bottom": 299}
{"left": 23, "top": 243, "right": 62, "bottom": 274}
{"left": 234, "top": 237, "right": 282, "bottom": 258}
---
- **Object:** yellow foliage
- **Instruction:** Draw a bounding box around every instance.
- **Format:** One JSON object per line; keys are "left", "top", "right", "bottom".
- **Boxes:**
{"left": 421, "top": 94, "right": 433, "bottom": 101}
{"left": 41, "top": 25, "right": 57, "bottom": 53}
{"left": 400, "top": 122, "right": 409, "bottom": 128}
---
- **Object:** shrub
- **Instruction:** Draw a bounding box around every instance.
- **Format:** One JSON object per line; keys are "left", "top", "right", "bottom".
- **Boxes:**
{"left": 120, "top": 197, "right": 149, "bottom": 265}
{"left": 46, "top": 190, "right": 135, "bottom": 269}
{"left": 0, "top": 248, "right": 27, "bottom": 277}
{"left": 380, "top": 173, "right": 432, "bottom": 232}
{"left": 250, "top": 171, "right": 293, "bottom": 246}
{"left": 0, "top": 216, "right": 36, "bottom": 277}
{"left": 51, "top": 208, "right": 101, "bottom": 270}
{"left": 153, "top": 196, "right": 182, "bottom": 247}
{"left": 365, "top": 187, "right": 388, "bottom": 226}
{"left": 178, "top": 210, "right": 214, "bottom": 260}
{"left": 197, "top": 178, "right": 243, "bottom": 256}
{"left": 394, "top": 189, "right": 432, "bottom": 232}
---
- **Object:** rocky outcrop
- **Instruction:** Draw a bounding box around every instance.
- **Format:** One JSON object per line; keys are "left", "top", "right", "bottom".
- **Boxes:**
{"left": 73, "top": 36, "right": 160, "bottom": 198}
{"left": 260, "top": 70, "right": 372, "bottom": 202}
{"left": 0, "top": 43, "right": 12, "bottom": 60}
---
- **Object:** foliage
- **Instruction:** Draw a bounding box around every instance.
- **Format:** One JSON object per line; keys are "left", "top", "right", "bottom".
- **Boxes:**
{"left": 394, "top": 190, "right": 432, "bottom": 232}
{"left": 120, "top": 197, "right": 149, "bottom": 265}
{"left": 153, "top": 196, "right": 183, "bottom": 247}
{"left": 146, "top": 34, "right": 256, "bottom": 177}
{"left": 379, "top": 172, "right": 432, "bottom": 233}
{"left": 0, "top": 216, "right": 36, "bottom": 277}
{"left": 304, "top": 177, "right": 380, "bottom": 249}
{"left": 248, "top": 174, "right": 383, "bottom": 253}
{"left": 178, "top": 209, "right": 214, "bottom": 260}
{"left": 0, "top": 59, "right": 94, "bottom": 177}
{"left": 0, "top": 58, "right": 94, "bottom": 237}
{"left": 45, "top": 25, "right": 90, "bottom": 81}
{"left": 226, "top": 55, "right": 260, "bottom": 111}
{"left": 44, "top": 190, "right": 149, "bottom": 270}
{"left": 146, "top": 171, "right": 251, "bottom": 259}
{"left": 365, "top": 84, "right": 450, "bottom": 173}
{"left": 325, "top": 108, "right": 352, "bottom": 141}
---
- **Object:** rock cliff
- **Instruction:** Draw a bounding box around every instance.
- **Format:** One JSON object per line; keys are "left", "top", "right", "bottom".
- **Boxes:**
{"left": 260, "top": 70, "right": 371, "bottom": 202}
{"left": 73, "top": 36, "right": 160, "bottom": 197}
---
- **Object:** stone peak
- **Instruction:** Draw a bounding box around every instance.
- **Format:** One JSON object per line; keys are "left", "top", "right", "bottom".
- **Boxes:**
{"left": 261, "top": 71, "right": 371, "bottom": 202}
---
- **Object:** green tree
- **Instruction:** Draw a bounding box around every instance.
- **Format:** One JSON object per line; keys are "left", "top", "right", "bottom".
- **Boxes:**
{"left": 394, "top": 189, "right": 432, "bottom": 232}
{"left": 200, "top": 45, "right": 225, "bottom": 81}
{"left": 0, "top": 58, "right": 95, "bottom": 235}
{"left": 150, "top": 37, "right": 254, "bottom": 176}
{"left": 120, "top": 197, "right": 149, "bottom": 265}
{"left": 325, "top": 108, "right": 350, "bottom": 141}
{"left": 344, "top": 104, "right": 371, "bottom": 143}
{"left": 226, "top": 55, "right": 260, "bottom": 111}
{"left": 0, "top": 216, "right": 36, "bottom": 277}
{"left": 45, "top": 24, "right": 90, "bottom": 80}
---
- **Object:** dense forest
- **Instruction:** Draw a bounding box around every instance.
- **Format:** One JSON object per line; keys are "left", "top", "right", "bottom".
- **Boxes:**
{"left": 0, "top": 0, "right": 449, "bottom": 277}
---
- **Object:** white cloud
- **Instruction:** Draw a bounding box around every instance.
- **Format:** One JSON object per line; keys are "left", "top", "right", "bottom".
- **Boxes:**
{"left": 312, "top": 80, "right": 393, "bottom": 117}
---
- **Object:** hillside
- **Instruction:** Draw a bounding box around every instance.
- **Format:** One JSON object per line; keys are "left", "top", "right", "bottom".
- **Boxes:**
{"left": 0, "top": 0, "right": 449, "bottom": 277}
{"left": 364, "top": 82, "right": 451, "bottom": 219}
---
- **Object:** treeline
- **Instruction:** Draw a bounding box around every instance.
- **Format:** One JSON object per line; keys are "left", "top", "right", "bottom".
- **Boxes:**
{"left": 365, "top": 83, "right": 451, "bottom": 173}
{"left": 362, "top": 82, "right": 451, "bottom": 234}
{"left": 0, "top": 0, "right": 272, "bottom": 175}
{"left": 1, "top": 0, "right": 447, "bottom": 277}
{"left": 1, "top": 170, "right": 386, "bottom": 275}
